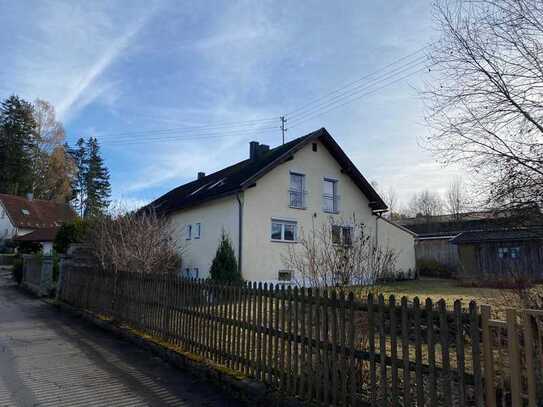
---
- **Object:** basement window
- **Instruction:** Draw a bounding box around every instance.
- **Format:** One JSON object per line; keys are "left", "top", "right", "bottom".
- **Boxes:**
{"left": 278, "top": 270, "right": 292, "bottom": 282}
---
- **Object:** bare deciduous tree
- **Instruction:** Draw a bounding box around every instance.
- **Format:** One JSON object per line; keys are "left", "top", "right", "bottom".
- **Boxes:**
{"left": 282, "top": 218, "right": 398, "bottom": 288}
{"left": 408, "top": 190, "right": 444, "bottom": 219}
{"left": 445, "top": 176, "right": 466, "bottom": 221}
{"left": 424, "top": 0, "right": 543, "bottom": 211}
{"left": 31, "top": 99, "right": 74, "bottom": 201}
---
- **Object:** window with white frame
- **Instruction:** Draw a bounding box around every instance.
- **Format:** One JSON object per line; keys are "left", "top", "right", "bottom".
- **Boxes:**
{"left": 194, "top": 223, "right": 201, "bottom": 239}
{"left": 289, "top": 172, "right": 306, "bottom": 209}
{"left": 186, "top": 224, "right": 192, "bottom": 240}
{"left": 332, "top": 224, "right": 353, "bottom": 246}
{"left": 271, "top": 219, "right": 297, "bottom": 242}
{"left": 323, "top": 178, "right": 339, "bottom": 213}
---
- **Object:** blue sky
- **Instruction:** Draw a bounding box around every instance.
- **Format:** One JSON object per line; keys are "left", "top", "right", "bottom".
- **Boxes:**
{"left": 0, "top": 0, "right": 462, "bottom": 210}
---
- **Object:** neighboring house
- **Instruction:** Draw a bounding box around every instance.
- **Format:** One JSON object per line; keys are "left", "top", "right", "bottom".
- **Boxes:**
{"left": 400, "top": 209, "right": 543, "bottom": 276}
{"left": 450, "top": 228, "right": 543, "bottom": 282}
{"left": 0, "top": 193, "right": 76, "bottom": 254}
{"left": 147, "top": 128, "right": 415, "bottom": 283}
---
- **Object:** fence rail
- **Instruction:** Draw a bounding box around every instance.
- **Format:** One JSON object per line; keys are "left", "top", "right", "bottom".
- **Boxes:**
{"left": 59, "top": 264, "right": 542, "bottom": 406}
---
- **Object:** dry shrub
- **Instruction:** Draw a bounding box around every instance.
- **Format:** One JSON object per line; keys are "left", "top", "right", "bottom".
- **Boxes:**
{"left": 283, "top": 218, "right": 399, "bottom": 288}
{"left": 86, "top": 209, "right": 183, "bottom": 274}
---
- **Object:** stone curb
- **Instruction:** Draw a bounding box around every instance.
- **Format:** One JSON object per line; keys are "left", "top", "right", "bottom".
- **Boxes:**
{"left": 51, "top": 301, "right": 305, "bottom": 407}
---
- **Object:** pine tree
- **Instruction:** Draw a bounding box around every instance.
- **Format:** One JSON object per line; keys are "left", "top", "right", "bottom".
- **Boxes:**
{"left": 84, "top": 137, "right": 111, "bottom": 217}
{"left": 0, "top": 95, "right": 37, "bottom": 195}
{"left": 68, "top": 138, "right": 88, "bottom": 216}
{"left": 209, "top": 232, "right": 241, "bottom": 282}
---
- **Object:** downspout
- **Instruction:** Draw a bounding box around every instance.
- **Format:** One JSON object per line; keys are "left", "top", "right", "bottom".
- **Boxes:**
{"left": 236, "top": 192, "right": 243, "bottom": 276}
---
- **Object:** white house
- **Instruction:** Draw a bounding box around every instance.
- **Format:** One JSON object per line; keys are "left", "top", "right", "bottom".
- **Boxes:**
{"left": 0, "top": 193, "right": 76, "bottom": 254}
{"left": 148, "top": 128, "right": 415, "bottom": 283}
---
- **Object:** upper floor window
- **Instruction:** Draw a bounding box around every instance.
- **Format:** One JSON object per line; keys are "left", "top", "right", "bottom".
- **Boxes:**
{"left": 271, "top": 219, "right": 297, "bottom": 242}
{"left": 289, "top": 172, "right": 306, "bottom": 209}
{"left": 323, "top": 178, "right": 340, "bottom": 213}
{"left": 186, "top": 224, "right": 192, "bottom": 240}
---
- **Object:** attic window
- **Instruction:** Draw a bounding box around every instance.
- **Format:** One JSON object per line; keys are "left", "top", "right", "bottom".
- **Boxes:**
{"left": 21, "top": 209, "right": 30, "bottom": 216}
{"left": 312, "top": 143, "right": 318, "bottom": 152}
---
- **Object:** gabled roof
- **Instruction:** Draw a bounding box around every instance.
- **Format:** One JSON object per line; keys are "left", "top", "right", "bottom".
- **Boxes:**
{"left": 450, "top": 228, "right": 543, "bottom": 245}
{"left": 0, "top": 194, "right": 76, "bottom": 229}
{"left": 148, "top": 128, "right": 386, "bottom": 215}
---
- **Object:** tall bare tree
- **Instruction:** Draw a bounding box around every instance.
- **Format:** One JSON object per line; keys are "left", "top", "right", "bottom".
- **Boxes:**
{"left": 31, "top": 100, "right": 75, "bottom": 201}
{"left": 408, "top": 190, "right": 444, "bottom": 219}
{"left": 424, "top": 0, "right": 543, "bottom": 211}
{"left": 445, "top": 176, "right": 466, "bottom": 220}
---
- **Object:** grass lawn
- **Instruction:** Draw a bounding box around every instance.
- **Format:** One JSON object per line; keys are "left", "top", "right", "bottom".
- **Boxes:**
{"left": 365, "top": 277, "right": 523, "bottom": 314}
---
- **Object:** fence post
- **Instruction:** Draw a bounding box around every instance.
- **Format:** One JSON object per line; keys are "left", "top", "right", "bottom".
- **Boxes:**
{"left": 56, "top": 255, "right": 67, "bottom": 301}
{"left": 481, "top": 305, "right": 496, "bottom": 407}
{"left": 522, "top": 311, "right": 537, "bottom": 407}
{"left": 506, "top": 308, "right": 521, "bottom": 407}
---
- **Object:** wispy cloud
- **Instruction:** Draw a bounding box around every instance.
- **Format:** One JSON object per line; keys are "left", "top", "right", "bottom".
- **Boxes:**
{"left": 56, "top": 12, "right": 157, "bottom": 121}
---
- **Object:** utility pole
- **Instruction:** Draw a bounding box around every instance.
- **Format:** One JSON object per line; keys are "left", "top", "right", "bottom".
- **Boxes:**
{"left": 280, "top": 116, "right": 287, "bottom": 145}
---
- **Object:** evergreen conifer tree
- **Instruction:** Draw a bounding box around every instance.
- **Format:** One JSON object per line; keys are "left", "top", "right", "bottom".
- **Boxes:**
{"left": 209, "top": 232, "right": 241, "bottom": 282}
{"left": 67, "top": 138, "right": 88, "bottom": 216}
{"left": 84, "top": 137, "right": 111, "bottom": 217}
{"left": 0, "top": 95, "right": 37, "bottom": 195}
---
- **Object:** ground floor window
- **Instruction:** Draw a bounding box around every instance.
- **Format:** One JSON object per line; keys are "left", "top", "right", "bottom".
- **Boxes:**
{"left": 182, "top": 267, "right": 199, "bottom": 278}
{"left": 332, "top": 225, "right": 353, "bottom": 246}
{"left": 271, "top": 219, "right": 297, "bottom": 242}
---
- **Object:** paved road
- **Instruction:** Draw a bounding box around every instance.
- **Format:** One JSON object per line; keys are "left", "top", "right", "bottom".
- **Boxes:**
{"left": 0, "top": 269, "right": 242, "bottom": 407}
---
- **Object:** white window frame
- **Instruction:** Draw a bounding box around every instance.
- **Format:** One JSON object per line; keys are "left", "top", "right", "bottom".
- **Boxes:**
{"left": 271, "top": 219, "right": 298, "bottom": 242}
{"left": 194, "top": 223, "right": 201, "bottom": 239}
{"left": 323, "top": 177, "right": 340, "bottom": 214}
{"left": 288, "top": 172, "right": 306, "bottom": 209}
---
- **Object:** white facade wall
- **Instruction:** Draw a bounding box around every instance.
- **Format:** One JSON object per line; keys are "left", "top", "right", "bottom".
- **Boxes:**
{"left": 241, "top": 140, "right": 415, "bottom": 283}
{"left": 0, "top": 202, "right": 16, "bottom": 241}
{"left": 376, "top": 218, "right": 416, "bottom": 273}
{"left": 167, "top": 196, "right": 240, "bottom": 279}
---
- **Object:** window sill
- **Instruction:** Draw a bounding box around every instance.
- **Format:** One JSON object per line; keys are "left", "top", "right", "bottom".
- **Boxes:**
{"left": 288, "top": 205, "right": 306, "bottom": 210}
{"left": 270, "top": 239, "right": 298, "bottom": 244}
{"left": 323, "top": 210, "right": 340, "bottom": 214}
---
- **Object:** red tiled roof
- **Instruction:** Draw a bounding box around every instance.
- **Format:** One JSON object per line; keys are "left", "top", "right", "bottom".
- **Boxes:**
{"left": 14, "top": 227, "right": 59, "bottom": 242}
{"left": 0, "top": 194, "right": 76, "bottom": 229}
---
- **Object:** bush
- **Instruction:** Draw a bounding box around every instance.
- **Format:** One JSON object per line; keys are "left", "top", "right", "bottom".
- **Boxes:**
{"left": 54, "top": 219, "right": 89, "bottom": 254}
{"left": 416, "top": 259, "right": 453, "bottom": 278}
{"left": 210, "top": 232, "right": 241, "bottom": 282}
{"left": 11, "top": 255, "right": 23, "bottom": 285}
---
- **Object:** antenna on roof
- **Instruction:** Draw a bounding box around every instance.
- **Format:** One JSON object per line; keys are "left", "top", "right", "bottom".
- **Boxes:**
{"left": 280, "top": 116, "right": 287, "bottom": 145}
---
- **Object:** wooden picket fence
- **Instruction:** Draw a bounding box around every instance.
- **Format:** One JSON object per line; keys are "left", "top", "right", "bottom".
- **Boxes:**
{"left": 59, "top": 265, "right": 542, "bottom": 406}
